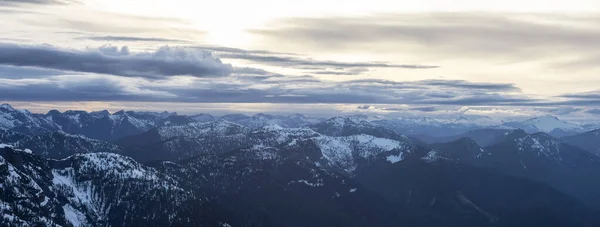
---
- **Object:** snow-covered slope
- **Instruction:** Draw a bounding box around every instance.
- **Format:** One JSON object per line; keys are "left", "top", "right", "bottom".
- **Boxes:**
{"left": 500, "top": 116, "right": 583, "bottom": 134}
{"left": 45, "top": 109, "right": 196, "bottom": 141}
{"left": 311, "top": 117, "right": 411, "bottom": 142}
{"left": 372, "top": 116, "right": 483, "bottom": 137}
{"left": 156, "top": 119, "right": 248, "bottom": 140}
{"left": 450, "top": 115, "right": 500, "bottom": 126}
{"left": 0, "top": 104, "right": 197, "bottom": 141}
{"left": 0, "top": 104, "right": 59, "bottom": 135}
{"left": 0, "top": 129, "right": 123, "bottom": 159}
{"left": 221, "top": 113, "right": 323, "bottom": 128}
{"left": 0, "top": 147, "right": 210, "bottom": 227}
{"left": 3, "top": 131, "right": 600, "bottom": 227}
{"left": 291, "top": 134, "right": 418, "bottom": 174}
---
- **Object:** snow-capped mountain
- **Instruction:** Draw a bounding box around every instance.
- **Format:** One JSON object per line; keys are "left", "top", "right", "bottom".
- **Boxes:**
{"left": 4, "top": 134, "right": 600, "bottom": 226}
{"left": 0, "top": 129, "right": 123, "bottom": 159}
{"left": 116, "top": 120, "right": 251, "bottom": 162}
{"left": 164, "top": 146, "right": 409, "bottom": 227}
{"left": 116, "top": 117, "right": 420, "bottom": 165}
{"left": 450, "top": 115, "right": 500, "bottom": 126}
{"left": 45, "top": 109, "right": 196, "bottom": 141}
{"left": 0, "top": 104, "right": 59, "bottom": 135}
{"left": 190, "top": 113, "right": 216, "bottom": 122}
{"left": 311, "top": 117, "right": 411, "bottom": 142}
{"left": 0, "top": 147, "right": 217, "bottom": 227}
{"left": 499, "top": 116, "right": 584, "bottom": 136}
{"left": 284, "top": 134, "right": 423, "bottom": 174}
{"left": 0, "top": 104, "right": 198, "bottom": 141}
{"left": 155, "top": 119, "right": 248, "bottom": 139}
{"left": 371, "top": 116, "right": 482, "bottom": 137}
{"left": 220, "top": 113, "right": 324, "bottom": 128}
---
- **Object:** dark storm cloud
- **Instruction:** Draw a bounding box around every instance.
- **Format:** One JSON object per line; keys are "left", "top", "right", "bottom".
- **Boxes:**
{"left": 0, "top": 43, "right": 234, "bottom": 79}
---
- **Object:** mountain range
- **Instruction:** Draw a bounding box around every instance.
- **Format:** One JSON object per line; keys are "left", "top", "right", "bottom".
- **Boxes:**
{"left": 3, "top": 103, "right": 599, "bottom": 141}
{"left": 2, "top": 104, "right": 600, "bottom": 226}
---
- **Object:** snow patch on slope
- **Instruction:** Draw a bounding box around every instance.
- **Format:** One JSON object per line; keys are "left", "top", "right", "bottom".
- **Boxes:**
{"left": 62, "top": 204, "right": 88, "bottom": 227}
{"left": 313, "top": 134, "right": 412, "bottom": 173}
{"left": 386, "top": 154, "right": 404, "bottom": 163}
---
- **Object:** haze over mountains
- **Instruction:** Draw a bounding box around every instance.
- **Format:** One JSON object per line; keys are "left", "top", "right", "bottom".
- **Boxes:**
{"left": 2, "top": 103, "right": 600, "bottom": 226}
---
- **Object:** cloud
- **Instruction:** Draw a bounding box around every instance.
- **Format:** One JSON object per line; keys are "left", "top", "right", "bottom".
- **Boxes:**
{"left": 250, "top": 13, "right": 600, "bottom": 64}
{"left": 192, "top": 45, "right": 296, "bottom": 56}
{"left": 409, "top": 107, "right": 438, "bottom": 112}
{"left": 0, "top": 75, "right": 175, "bottom": 101}
{"left": 0, "top": 55, "right": 572, "bottom": 108}
{"left": 82, "top": 36, "right": 189, "bottom": 43}
{"left": 415, "top": 80, "right": 521, "bottom": 92}
{"left": 587, "top": 109, "right": 600, "bottom": 115}
{"left": 311, "top": 68, "right": 369, "bottom": 76}
{"left": 341, "top": 79, "right": 519, "bottom": 92}
{"left": 0, "top": 0, "right": 75, "bottom": 5}
{"left": 560, "top": 90, "right": 600, "bottom": 99}
{"left": 12, "top": 9, "right": 199, "bottom": 36}
{"left": 132, "top": 77, "right": 534, "bottom": 105}
{"left": 0, "top": 65, "right": 66, "bottom": 79}
{"left": 218, "top": 53, "right": 439, "bottom": 69}
{"left": 416, "top": 95, "right": 537, "bottom": 106}
{"left": 0, "top": 72, "right": 534, "bottom": 106}
{"left": 537, "top": 107, "right": 582, "bottom": 115}
{"left": 0, "top": 43, "right": 234, "bottom": 79}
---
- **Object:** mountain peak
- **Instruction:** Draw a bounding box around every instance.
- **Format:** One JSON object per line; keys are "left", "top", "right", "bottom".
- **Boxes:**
{"left": 504, "top": 129, "right": 529, "bottom": 139}
{"left": 0, "top": 103, "right": 14, "bottom": 110}
{"left": 523, "top": 115, "right": 579, "bottom": 132}
{"left": 288, "top": 113, "right": 308, "bottom": 119}
{"left": 46, "top": 109, "right": 62, "bottom": 115}
{"left": 63, "top": 110, "right": 88, "bottom": 115}
{"left": 503, "top": 115, "right": 582, "bottom": 133}
{"left": 324, "top": 116, "right": 359, "bottom": 127}
{"left": 90, "top": 109, "right": 110, "bottom": 116}
{"left": 454, "top": 137, "right": 482, "bottom": 146}
{"left": 253, "top": 113, "right": 276, "bottom": 119}
{"left": 114, "top": 110, "right": 126, "bottom": 115}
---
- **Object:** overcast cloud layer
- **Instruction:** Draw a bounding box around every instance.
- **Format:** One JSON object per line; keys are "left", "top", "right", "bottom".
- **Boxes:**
{"left": 0, "top": 2, "right": 599, "bottom": 120}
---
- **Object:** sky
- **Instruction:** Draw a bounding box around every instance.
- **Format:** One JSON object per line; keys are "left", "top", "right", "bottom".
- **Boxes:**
{"left": 1, "top": 0, "right": 600, "bottom": 121}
